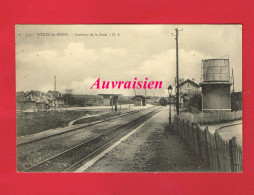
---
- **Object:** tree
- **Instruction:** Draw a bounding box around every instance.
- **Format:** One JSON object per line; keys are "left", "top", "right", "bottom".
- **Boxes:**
{"left": 188, "top": 93, "right": 202, "bottom": 111}
{"left": 159, "top": 97, "right": 167, "bottom": 106}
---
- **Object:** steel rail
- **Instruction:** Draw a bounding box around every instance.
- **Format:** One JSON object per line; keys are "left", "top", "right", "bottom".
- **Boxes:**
{"left": 17, "top": 107, "right": 150, "bottom": 146}
{"left": 21, "top": 107, "right": 162, "bottom": 172}
{"left": 63, "top": 109, "right": 160, "bottom": 172}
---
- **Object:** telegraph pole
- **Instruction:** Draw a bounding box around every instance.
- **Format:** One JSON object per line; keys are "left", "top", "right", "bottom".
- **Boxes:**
{"left": 176, "top": 28, "right": 179, "bottom": 116}
{"left": 172, "top": 28, "right": 182, "bottom": 116}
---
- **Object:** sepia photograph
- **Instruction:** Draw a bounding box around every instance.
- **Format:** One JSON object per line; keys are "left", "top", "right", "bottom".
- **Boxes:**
{"left": 16, "top": 24, "right": 242, "bottom": 172}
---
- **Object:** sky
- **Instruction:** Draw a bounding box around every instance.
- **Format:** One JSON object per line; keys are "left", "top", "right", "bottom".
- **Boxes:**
{"left": 16, "top": 24, "right": 242, "bottom": 97}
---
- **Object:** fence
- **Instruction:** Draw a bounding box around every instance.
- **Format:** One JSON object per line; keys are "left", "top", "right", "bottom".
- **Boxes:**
{"left": 179, "top": 111, "right": 242, "bottom": 124}
{"left": 172, "top": 116, "right": 242, "bottom": 172}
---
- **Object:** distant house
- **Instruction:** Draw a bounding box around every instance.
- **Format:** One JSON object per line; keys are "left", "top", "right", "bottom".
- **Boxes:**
{"left": 177, "top": 79, "right": 200, "bottom": 107}
{"left": 132, "top": 95, "right": 147, "bottom": 106}
{"left": 83, "top": 95, "right": 100, "bottom": 106}
{"left": 20, "top": 100, "right": 37, "bottom": 111}
{"left": 18, "top": 91, "right": 41, "bottom": 111}
{"left": 62, "top": 94, "right": 99, "bottom": 106}
{"left": 35, "top": 100, "right": 48, "bottom": 111}
{"left": 179, "top": 79, "right": 200, "bottom": 95}
{"left": 24, "top": 90, "right": 41, "bottom": 101}
{"left": 47, "top": 90, "right": 65, "bottom": 108}
{"left": 16, "top": 90, "right": 66, "bottom": 112}
{"left": 47, "top": 90, "right": 62, "bottom": 99}
{"left": 55, "top": 97, "right": 65, "bottom": 108}
{"left": 98, "top": 94, "right": 123, "bottom": 106}
{"left": 16, "top": 91, "right": 25, "bottom": 102}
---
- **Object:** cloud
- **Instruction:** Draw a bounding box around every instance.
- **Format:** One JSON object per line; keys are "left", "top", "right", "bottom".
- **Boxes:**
{"left": 69, "top": 77, "right": 98, "bottom": 94}
{"left": 16, "top": 25, "right": 242, "bottom": 95}
{"left": 134, "top": 49, "right": 211, "bottom": 84}
{"left": 63, "top": 42, "right": 98, "bottom": 61}
{"left": 16, "top": 42, "right": 129, "bottom": 93}
{"left": 100, "top": 47, "right": 126, "bottom": 56}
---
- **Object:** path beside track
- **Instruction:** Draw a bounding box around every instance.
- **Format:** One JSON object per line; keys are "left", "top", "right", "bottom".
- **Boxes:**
{"left": 84, "top": 107, "right": 208, "bottom": 172}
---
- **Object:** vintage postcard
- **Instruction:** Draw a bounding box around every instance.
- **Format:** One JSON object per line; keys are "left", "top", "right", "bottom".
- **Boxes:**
{"left": 16, "top": 24, "right": 242, "bottom": 172}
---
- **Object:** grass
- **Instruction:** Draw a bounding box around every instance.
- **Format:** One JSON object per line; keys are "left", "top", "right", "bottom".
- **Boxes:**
{"left": 16, "top": 110, "right": 104, "bottom": 137}
{"left": 73, "top": 112, "right": 121, "bottom": 125}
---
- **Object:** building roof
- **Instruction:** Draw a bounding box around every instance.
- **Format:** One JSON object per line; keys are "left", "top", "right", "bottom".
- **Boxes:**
{"left": 16, "top": 91, "right": 25, "bottom": 95}
{"left": 98, "top": 94, "right": 122, "bottom": 99}
{"left": 131, "top": 95, "right": 148, "bottom": 100}
{"left": 179, "top": 79, "right": 200, "bottom": 88}
{"left": 24, "top": 90, "right": 41, "bottom": 97}
{"left": 47, "top": 90, "right": 61, "bottom": 98}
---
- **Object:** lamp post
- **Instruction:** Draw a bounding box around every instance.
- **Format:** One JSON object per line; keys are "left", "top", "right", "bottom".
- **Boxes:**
{"left": 168, "top": 85, "right": 173, "bottom": 126}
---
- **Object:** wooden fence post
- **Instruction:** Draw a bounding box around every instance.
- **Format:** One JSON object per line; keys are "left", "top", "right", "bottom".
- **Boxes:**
{"left": 204, "top": 126, "right": 211, "bottom": 170}
{"left": 196, "top": 125, "right": 202, "bottom": 160}
{"left": 214, "top": 130, "right": 221, "bottom": 172}
{"left": 193, "top": 124, "right": 199, "bottom": 157}
{"left": 187, "top": 120, "right": 190, "bottom": 145}
{"left": 173, "top": 113, "right": 242, "bottom": 172}
{"left": 191, "top": 123, "right": 195, "bottom": 153}
{"left": 229, "top": 137, "right": 242, "bottom": 172}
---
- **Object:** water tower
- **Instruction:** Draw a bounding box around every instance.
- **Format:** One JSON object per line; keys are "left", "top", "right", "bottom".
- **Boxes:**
{"left": 200, "top": 59, "right": 232, "bottom": 111}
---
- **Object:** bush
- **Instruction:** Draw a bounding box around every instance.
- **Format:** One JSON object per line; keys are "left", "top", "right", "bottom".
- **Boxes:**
{"left": 186, "top": 93, "right": 202, "bottom": 112}
{"left": 159, "top": 97, "right": 167, "bottom": 106}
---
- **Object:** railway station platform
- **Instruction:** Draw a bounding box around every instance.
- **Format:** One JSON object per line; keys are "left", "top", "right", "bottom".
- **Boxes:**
{"left": 82, "top": 106, "right": 207, "bottom": 172}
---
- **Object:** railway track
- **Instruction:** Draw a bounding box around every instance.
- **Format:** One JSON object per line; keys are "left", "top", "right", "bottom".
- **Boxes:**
{"left": 17, "top": 106, "right": 159, "bottom": 171}
{"left": 17, "top": 107, "right": 149, "bottom": 146}
{"left": 20, "top": 106, "right": 162, "bottom": 172}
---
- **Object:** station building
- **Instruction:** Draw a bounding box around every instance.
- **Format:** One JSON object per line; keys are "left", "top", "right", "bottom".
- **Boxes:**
{"left": 98, "top": 94, "right": 123, "bottom": 106}
{"left": 132, "top": 95, "right": 147, "bottom": 106}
